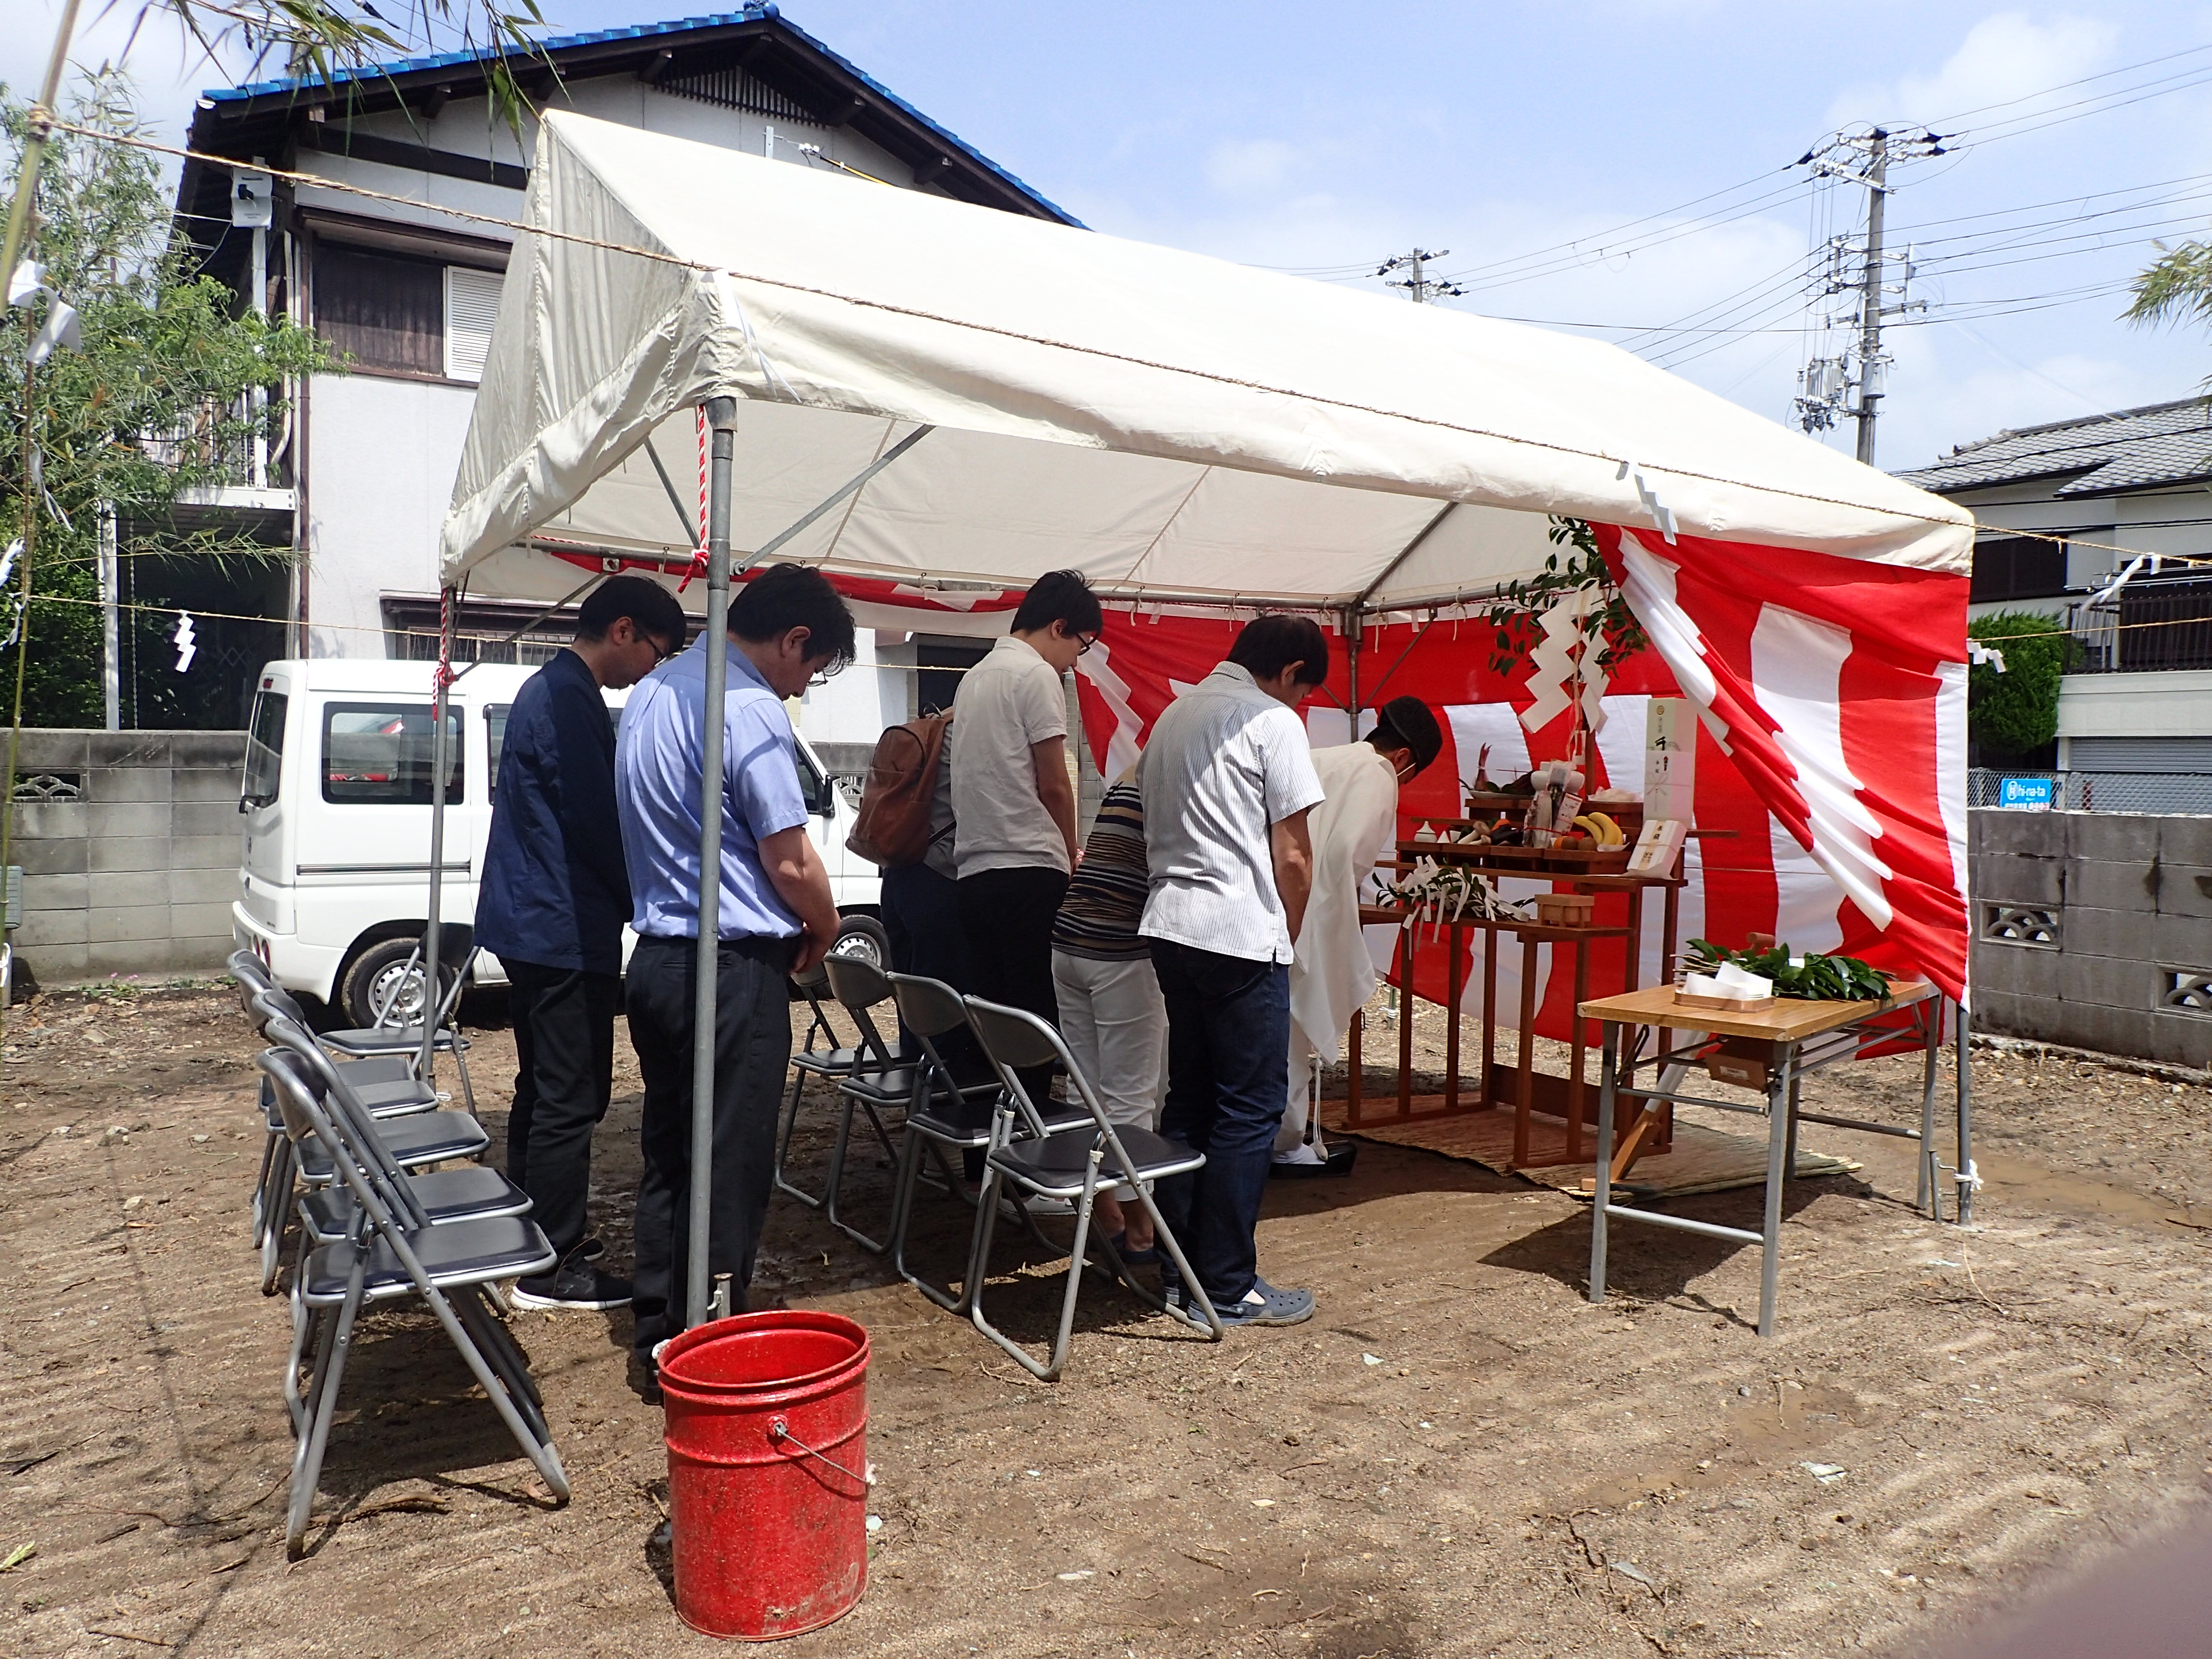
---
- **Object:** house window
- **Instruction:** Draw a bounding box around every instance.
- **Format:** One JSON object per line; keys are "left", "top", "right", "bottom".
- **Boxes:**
{"left": 1970, "top": 535, "right": 2070, "bottom": 603}
{"left": 313, "top": 244, "right": 444, "bottom": 376}
{"left": 444, "top": 266, "right": 503, "bottom": 383}
{"left": 313, "top": 242, "right": 503, "bottom": 382}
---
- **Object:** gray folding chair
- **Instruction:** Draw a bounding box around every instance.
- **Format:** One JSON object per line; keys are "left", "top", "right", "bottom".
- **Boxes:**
{"left": 245, "top": 986, "right": 468, "bottom": 1289}
{"left": 772, "top": 956, "right": 885, "bottom": 1209}
{"left": 336, "top": 932, "right": 481, "bottom": 1114}
{"left": 815, "top": 955, "right": 930, "bottom": 1252}
{"left": 882, "top": 972, "right": 1087, "bottom": 1314}
{"left": 260, "top": 1045, "right": 531, "bottom": 1421}
{"left": 962, "top": 996, "right": 1222, "bottom": 1380}
{"left": 255, "top": 1022, "right": 566, "bottom": 1556}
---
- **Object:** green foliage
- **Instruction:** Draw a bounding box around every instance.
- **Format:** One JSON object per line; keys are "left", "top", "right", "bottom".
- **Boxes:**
{"left": 143, "top": 0, "right": 554, "bottom": 137}
{"left": 1965, "top": 610, "right": 2078, "bottom": 760}
{"left": 2125, "top": 238, "right": 2212, "bottom": 336}
{"left": 1483, "top": 517, "right": 1648, "bottom": 678}
{"left": 1683, "top": 939, "right": 1891, "bottom": 1001}
{"left": 3, "top": 72, "right": 337, "bottom": 727}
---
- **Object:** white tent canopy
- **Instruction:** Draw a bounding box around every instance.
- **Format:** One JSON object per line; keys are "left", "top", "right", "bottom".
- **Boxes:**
{"left": 442, "top": 112, "right": 1972, "bottom": 604}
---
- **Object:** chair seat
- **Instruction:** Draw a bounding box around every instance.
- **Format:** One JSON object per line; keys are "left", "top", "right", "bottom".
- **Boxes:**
{"left": 299, "top": 1166, "right": 530, "bottom": 1243}
{"left": 351, "top": 1078, "right": 442, "bottom": 1116}
{"left": 988, "top": 1125, "right": 1203, "bottom": 1196}
{"left": 910, "top": 1094, "right": 1083, "bottom": 1147}
{"left": 302, "top": 1215, "right": 555, "bottom": 1303}
{"left": 838, "top": 1058, "right": 1000, "bottom": 1107}
{"left": 323, "top": 1026, "right": 469, "bottom": 1057}
{"left": 296, "top": 1111, "right": 487, "bottom": 1181}
{"left": 792, "top": 1044, "right": 868, "bottom": 1077}
{"left": 335, "top": 1054, "right": 417, "bottom": 1086}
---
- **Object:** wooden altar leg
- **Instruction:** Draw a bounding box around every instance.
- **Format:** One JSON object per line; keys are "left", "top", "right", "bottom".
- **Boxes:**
{"left": 1512, "top": 936, "right": 1538, "bottom": 1168}
{"left": 1347, "top": 1009, "right": 1363, "bottom": 1128}
{"left": 1443, "top": 922, "right": 1463, "bottom": 1114}
{"left": 1659, "top": 881, "right": 1680, "bottom": 1151}
{"left": 1481, "top": 924, "right": 1497, "bottom": 1112}
{"left": 1567, "top": 938, "right": 1590, "bottom": 1163}
{"left": 1396, "top": 926, "right": 1413, "bottom": 1122}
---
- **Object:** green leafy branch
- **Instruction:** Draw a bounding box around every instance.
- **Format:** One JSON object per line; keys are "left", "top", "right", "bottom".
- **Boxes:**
{"left": 1482, "top": 517, "right": 1648, "bottom": 677}
{"left": 1684, "top": 938, "right": 1891, "bottom": 1001}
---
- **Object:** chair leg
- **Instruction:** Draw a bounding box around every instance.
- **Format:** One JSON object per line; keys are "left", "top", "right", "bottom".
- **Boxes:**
{"left": 288, "top": 1267, "right": 365, "bottom": 1556}
{"left": 412, "top": 1277, "right": 570, "bottom": 1503}
{"left": 449, "top": 1045, "right": 477, "bottom": 1117}
{"left": 453, "top": 1287, "right": 552, "bottom": 1447}
{"left": 822, "top": 1095, "right": 895, "bottom": 1255}
{"left": 1137, "top": 1182, "right": 1223, "bottom": 1340}
{"left": 773, "top": 1066, "right": 825, "bottom": 1209}
{"left": 890, "top": 1130, "right": 979, "bottom": 1315}
{"left": 970, "top": 1146, "right": 1107, "bottom": 1383}
{"left": 252, "top": 1127, "right": 280, "bottom": 1240}
{"left": 259, "top": 1142, "right": 297, "bottom": 1296}
{"left": 285, "top": 1283, "right": 328, "bottom": 1436}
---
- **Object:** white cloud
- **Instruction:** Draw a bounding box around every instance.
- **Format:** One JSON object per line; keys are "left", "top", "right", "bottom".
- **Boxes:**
{"left": 1827, "top": 11, "right": 2121, "bottom": 132}
{"left": 1202, "top": 137, "right": 1303, "bottom": 196}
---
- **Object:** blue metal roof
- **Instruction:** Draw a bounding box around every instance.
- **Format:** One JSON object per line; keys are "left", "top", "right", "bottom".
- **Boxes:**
{"left": 200, "top": 4, "right": 1080, "bottom": 226}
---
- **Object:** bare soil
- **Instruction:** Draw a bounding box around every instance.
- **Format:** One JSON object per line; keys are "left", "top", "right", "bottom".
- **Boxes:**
{"left": 1, "top": 981, "right": 2210, "bottom": 1658}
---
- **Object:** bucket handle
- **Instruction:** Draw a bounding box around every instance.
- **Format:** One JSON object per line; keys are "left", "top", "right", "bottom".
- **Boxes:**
{"left": 769, "top": 1417, "right": 877, "bottom": 1489}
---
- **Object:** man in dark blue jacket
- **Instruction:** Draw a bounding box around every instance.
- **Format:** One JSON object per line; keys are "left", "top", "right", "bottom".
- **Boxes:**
{"left": 478, "top": 576, "right": 688, "bottom": 1310}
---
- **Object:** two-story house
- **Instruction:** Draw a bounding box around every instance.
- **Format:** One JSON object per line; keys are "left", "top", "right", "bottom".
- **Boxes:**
{"left": 168, "top": 3, "right": 1077, "bottom": 766}
{"left": 1897, "top": 397, "right": 2212, "bottom": 811}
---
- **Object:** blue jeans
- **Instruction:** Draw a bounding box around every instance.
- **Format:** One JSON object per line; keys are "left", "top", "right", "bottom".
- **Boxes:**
{"left": 1148, "top": 939, "right": 1291, "bottom": 1308}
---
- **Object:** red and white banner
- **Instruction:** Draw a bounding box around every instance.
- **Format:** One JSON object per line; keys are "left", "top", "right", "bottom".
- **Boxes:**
{"left": 1069, "top": 522, "right": 1970, "bottom": 1030}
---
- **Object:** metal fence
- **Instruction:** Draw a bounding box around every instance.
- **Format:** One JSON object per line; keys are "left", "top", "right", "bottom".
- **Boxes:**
{"left": 1968, "top": 768, "right": 2212, "bottom": 815}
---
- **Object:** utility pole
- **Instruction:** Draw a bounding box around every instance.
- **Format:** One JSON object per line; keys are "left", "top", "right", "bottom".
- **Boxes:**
{"left": 1376, "top": 248, "right": 1465, "bottom": 304}
{"left": 1794, "top": 127, "right": 1940, "bottom": 461}
{"left": 1852, "top": 131, "right": 1888, "bottom": 465}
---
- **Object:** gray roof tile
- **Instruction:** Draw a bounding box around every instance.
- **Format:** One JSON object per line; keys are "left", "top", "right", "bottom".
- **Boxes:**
{"left": 1896, "top": 397, "right": 2212, "bottom": 496}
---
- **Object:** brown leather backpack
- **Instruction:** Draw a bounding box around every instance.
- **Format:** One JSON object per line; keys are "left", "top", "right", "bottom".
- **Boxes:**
{"left": 845, "top": 714, "right": 952, "bottom": 868}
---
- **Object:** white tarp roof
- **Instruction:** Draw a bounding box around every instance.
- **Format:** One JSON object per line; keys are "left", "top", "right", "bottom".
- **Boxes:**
{"left": 441, "top": 111, "right": 1972, "bottom": 608}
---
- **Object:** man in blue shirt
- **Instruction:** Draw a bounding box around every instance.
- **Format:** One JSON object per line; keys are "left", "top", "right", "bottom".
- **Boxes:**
{"left": 477, "top": 576, "right": 688, "bottom": 1311}
{"left": 617, "top": 562, "right": 852, "bottom": 1381}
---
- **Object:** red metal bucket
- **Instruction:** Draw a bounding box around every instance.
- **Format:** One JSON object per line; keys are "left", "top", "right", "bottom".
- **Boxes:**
{"left": 659, "top": 1310, "right": 871, "bottom": 1640}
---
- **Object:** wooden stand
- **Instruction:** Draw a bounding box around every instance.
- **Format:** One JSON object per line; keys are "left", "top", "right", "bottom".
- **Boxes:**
{"left": 1345, "top": 842, "right": 1686, "bottom": 1170}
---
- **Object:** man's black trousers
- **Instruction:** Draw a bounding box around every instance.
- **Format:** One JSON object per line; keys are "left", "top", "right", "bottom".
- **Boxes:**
{"left": 625, "top": 933, "right": 796, "bottom": 1366}
{"left": 504, "top": 959, "right": 620, "bottom": 1262}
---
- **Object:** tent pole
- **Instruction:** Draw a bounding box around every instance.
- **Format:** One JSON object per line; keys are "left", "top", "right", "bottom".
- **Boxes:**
{"left": 688, "top": 396, "right": 739, "bottom": 1330}
{"left": 1345, "top": 605, "right": 1362, "bottom": 728}
{"left": 1953, "top": 997, "right": 1974, "bottom": 1227}
{"left": 420, "top": 589, "right": 456, "bottom": 1076}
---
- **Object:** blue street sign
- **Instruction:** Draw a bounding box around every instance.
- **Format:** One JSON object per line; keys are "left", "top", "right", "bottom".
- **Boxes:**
{"left": 1998, "top": 776, "right": 2055, "bottom": 811}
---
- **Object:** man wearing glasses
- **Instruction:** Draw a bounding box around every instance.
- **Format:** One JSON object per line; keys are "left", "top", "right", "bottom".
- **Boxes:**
{"left": 478, "top": 574, "right": 688, "bottom": 1312}
{"left": 616, "top": 562, "right": 855, "bottom": 1388}
{"left": 950, "top": 569, "right": 1102, "bottom": 1106}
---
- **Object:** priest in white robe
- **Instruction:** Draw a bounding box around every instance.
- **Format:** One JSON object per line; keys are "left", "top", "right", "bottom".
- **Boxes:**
{"left": 1276, "top": 697, "right": 1444, "bottom": 1174}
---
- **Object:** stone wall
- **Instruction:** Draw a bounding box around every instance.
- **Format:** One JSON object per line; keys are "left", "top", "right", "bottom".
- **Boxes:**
{"left": 8, "top": 730, "right": 246, "bottom": 985}
{"left": 1970, "top": 809, "right": 2212, "bottom": 1068}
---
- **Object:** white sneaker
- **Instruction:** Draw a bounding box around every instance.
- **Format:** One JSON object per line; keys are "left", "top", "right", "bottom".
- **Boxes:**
{"left": 1273, "top": 1142, "right": 1327, "bottom": 1167}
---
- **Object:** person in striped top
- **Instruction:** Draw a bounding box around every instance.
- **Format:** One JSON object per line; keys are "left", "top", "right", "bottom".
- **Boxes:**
{"left": 1049, "top": 773, "right": 1164, "bottom": 1257}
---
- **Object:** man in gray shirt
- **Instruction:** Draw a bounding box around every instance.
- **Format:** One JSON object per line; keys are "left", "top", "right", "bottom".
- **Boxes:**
{"left": 1138, "top": 614, "right": 1327, "bottom": 1327}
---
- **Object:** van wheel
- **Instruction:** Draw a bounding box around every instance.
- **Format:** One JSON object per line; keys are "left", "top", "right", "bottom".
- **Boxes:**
{"left": 826, "top": 913, "right": 891, "bottom": 971}
{"left": 339, "top": 938, "right": 441, "bottom": 1030}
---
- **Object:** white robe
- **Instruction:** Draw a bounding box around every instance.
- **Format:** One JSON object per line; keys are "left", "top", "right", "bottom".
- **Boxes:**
{"left": 1279, "top": 744, "right": 1400, "bottom": 1153}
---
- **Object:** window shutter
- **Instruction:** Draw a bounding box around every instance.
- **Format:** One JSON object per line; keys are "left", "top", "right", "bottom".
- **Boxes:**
{"left": 444, "top": 266, "right": 504, "bottom": 383}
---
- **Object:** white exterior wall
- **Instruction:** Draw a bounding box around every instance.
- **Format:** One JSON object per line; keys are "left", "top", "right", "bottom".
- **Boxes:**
{"left": 292, "top": 73, "right": 970, "bottom": 765}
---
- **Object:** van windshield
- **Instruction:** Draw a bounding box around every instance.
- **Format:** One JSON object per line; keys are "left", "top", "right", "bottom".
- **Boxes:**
{"left": 322, "top": 703, "right": 463, "bottom": 805}
{"left": 243, "top": 689, "right": 286, "bottom": 807}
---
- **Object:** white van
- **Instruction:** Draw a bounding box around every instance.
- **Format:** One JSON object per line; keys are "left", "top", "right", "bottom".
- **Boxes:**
{"left": 231, "top": 658, "right": 882, "bottom": 1024}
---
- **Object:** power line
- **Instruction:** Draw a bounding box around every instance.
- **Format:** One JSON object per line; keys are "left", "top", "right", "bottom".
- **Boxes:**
{"left": 1375, "top": 248, "right": 1463, "bottom": 303}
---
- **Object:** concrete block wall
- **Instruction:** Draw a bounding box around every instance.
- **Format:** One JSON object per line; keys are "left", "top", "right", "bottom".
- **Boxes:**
{"left": 1970, "top": 809, "right": 2212, "bottom": 1068}
{"left": 9, "top": 730, "right": 246, "bottom": 984}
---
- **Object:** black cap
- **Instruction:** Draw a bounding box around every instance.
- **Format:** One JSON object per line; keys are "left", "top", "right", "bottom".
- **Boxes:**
{"left": 1373, "top": 697, "right": 1444, "bottom": 776}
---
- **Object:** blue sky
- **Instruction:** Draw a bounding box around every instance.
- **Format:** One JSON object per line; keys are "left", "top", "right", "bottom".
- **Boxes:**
{"left": 15, "top": 1, "right": 2212, "bottom": 471}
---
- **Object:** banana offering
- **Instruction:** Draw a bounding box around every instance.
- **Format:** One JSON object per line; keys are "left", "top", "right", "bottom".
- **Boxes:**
{"left": 1569, "top": 811, "right": 1626, "bottom": 847}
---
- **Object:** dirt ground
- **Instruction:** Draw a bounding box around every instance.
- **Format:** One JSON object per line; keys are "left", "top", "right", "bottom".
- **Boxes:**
{"left": 2, "top": 979, "right": 2210, "bottom": 1659}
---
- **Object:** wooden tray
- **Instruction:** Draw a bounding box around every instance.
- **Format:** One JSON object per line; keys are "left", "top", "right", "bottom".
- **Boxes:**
{"left": 1400, "top": 839, "right": 1634, "bottom": 876}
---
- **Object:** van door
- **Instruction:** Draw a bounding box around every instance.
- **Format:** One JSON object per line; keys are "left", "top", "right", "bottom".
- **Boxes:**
{"left": 295, "top": 697, "right": 467, "bottom": 947}
{"left": 238, "top": 673, "right": 292, "bottom": 931}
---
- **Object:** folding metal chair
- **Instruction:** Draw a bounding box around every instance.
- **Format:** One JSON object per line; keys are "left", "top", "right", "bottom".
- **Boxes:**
{"left": 815, "top": 955, "right": 931, "bottom": 1252}
{"left": 882, "top": 972, "right": 1086, "bottom": 1313}
{"left": 772, "top": 957, "right": 882, "bottom": 1209}
{"left": 243, "top": 986, "right": 455, "bottom": 1294}
{"left": 961, "top": 996, "right": 1222, "bottom": 1380}
{"left": 255, "top": 1022, "right": 566, "bottom": 1555}
{"left": 332, "top": 933, "right": 481, "bottom": 1114}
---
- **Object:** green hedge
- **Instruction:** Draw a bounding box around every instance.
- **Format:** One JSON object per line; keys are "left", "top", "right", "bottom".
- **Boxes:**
{"left": 1967, "top": 610, "right": 2079, "bottom": 759}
